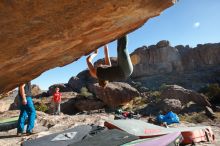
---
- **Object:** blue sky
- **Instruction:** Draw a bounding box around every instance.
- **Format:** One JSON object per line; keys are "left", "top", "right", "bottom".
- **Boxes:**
{"left": 32, "top": 0, "right": 220, "bottom": 90}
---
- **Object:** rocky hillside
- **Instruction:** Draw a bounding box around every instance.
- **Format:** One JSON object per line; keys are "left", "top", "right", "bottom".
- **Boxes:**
{"left": 130, "top": 41, "right": 220, "bottom": 90}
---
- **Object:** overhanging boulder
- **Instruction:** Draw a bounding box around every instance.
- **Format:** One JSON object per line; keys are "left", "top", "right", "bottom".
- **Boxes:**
{"left": 0, "top": 0, "right": 175, "bottom": 93}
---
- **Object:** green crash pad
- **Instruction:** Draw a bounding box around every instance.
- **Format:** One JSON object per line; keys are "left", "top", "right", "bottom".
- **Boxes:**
{"left": 0, "top": 116, "right": 19, "bottom": 131}
{"left": 0, "top": 117, "right": 18, "bottom": 123}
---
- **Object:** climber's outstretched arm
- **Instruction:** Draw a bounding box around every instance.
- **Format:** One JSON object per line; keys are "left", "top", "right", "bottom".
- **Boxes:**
{"left": 86, "top": 50, "right": 98, "bottom": 78}
{"left": 104, "top": 45, "right": 111, "bottom": 66}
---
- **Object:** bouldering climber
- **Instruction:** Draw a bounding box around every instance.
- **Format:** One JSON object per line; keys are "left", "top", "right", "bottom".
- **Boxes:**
{"left": 86, "top": 35, "right": 133, "bottom": 87}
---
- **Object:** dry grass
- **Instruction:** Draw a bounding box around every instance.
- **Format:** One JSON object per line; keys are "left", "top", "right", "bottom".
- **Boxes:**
{"left": 122, "top": 96, "right": 148, "bottom": 111}
{"left": 179, "top": 112, "right": 210, "bottom": 123}
{"left": 213, "top": 112, "right": 220, "bottom": 122}
{"left": 179, "top": 112, "right": 220, "bottom": 123}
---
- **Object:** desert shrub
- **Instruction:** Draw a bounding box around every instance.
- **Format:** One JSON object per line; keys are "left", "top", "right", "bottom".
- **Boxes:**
{"left": 0, "top": 94, "right": 4, "bottom": 99}
{"left": 159, "top": 83, "right": 168, "bottom": 91}
{"left": 0, "top": 93, "right": 7, "bottom": 99}
{"left": 148, "top": 91, "right": 161, "bottom": 103}
{"left": 80, "top": 87, "right": 93, "bottom": 97}
{"left": 199, "top": 83, "right": 220, "bottom": 104}
{"left": 35, "top": 97, "right": 48, "bottom": 112}
{"left": 121, "top": 96, "right": 148, "bottom": 111}
{"left": 179, "top": 113, "right": 208, "bottom": 123}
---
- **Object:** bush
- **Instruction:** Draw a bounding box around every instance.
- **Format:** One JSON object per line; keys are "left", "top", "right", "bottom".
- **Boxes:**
{"left": 80, "top": 87, "right": 93, "bottom": 97}
{"left": 179, "top": 113, "right": 208, "bottom": 123}
{"left": 0, "top": 95, "right": 4, "bottom": 99}
{"left": 35, "top": 97, "right": 48, "bottom": 112}
{"left": 199, "top": 83, "right": 220, "bottom": 104}
{"left": 159, "top": 83, "right": 168, "bottom": 91}
{"left": 148, "top": 91, "right": 161, "bottom": 103}
{"left": 0, "top": 93, "right": 7, "bottom": 99}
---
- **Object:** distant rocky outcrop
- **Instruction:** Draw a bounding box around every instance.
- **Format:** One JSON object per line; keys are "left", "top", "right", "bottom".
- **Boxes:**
{"left": 48, "top": 83, "right": 72, "bottom": 96}
{"left": 131, "top": 41, "right": 220, "bottom": 90}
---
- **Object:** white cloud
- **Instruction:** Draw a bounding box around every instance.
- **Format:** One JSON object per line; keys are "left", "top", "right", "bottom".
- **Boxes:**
{"left": 193, "top": 22, "right": 200, "bottom": 28}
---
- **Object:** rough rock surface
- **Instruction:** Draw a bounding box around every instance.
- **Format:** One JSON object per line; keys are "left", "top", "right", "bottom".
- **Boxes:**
{"left": 88, "top": 82, "right": 139, "bottom": 108}
{"left": 61, "top": 97, "right": 105, "bottom": 114}
{"left": 31, "top": 84, "right": 42, "bottom": 97}
{"left": 131, "top": 42, "right": 220, "bottom": 90}
{"left": 157, "top": 98, "right": 182, "bottom": 113}
{"left": 131, "top": 41, "right": 220, "bottom": 77}
{"left": 68, "top": 70, "right": 96, "bottom": 92}
{"left": 0, "top": 0, "right": 175, "bottom": 93}
{"left": 160, "top": 85, "right": 212, "bottom": 108}
{"left": 131, "top": 41, "right": 183, "bottom": 77}
{"left": 0, "top": 90, "right": 17, "bottom": 113}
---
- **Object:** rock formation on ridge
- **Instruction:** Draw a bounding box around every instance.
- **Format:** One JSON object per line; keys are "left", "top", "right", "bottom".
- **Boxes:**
{"left": 130, "top": 41, "right": 220, "bottom": 90}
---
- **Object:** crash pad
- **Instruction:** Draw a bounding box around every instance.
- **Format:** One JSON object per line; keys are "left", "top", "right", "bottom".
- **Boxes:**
{"left": 104, "top": 119, "right": 215, "bottom": 144}
{"left": 69, "top": 129, "right": 138, "bottom": 146}
{"left": 0, "top": 116, "right": 19, "bottom": 131}
{"left": 0, "top": 116, "right": 18, "bottom": 123}
{"left": 121, "top": 132, "right": 183, "bottom": 146}
{"left": 22, "top": 125, "right": 95, "bottom": 146}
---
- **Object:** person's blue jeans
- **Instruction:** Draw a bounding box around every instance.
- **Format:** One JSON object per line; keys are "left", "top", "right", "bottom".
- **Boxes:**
{"left": 17, "top": 96, "right": 36, "bottom": 133}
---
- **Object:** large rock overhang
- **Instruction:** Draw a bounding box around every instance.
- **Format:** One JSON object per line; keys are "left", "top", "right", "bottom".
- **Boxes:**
{"left": 0, "top": 0, "right": 175, "bottom": 93}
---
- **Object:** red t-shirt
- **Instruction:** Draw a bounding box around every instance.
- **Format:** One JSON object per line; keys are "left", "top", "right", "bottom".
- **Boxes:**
{"left": 53, "top": 92, "right": 62, "bottom": 103}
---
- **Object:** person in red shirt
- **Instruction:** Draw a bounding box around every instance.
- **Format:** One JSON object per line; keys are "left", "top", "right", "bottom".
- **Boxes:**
{"left": 53, "top": 87, "right": 62, "bottom": 115}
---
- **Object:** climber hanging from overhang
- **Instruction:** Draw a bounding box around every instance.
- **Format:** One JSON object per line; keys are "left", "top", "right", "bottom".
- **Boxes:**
{"left": 86, "top": 35, "right": 133, "bottom": 87}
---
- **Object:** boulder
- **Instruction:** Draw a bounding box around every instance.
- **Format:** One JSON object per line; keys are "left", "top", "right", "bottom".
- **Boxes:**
{"left": 0, "top": 99, "right": 13, "bottom": 113}
{"left": 0, "top": 0, "right": 175, "bottom": 93}
{"left": 48, "top": 83, "right": 72, "bottom": 96}
{"left": 205, "top": 106, "right": 216, "bottom": 119}
{"left": 160, "top": 85, "right": 212, "bottom": 108}
{"left": 88, "top": 82, "right": 139, "bottom": 108}
{"left": 31, "top": 84, "right": 42, "bottom": 97}
{"left": 76, "top": 70, "right": 97, "bottom": 84}
{"left": 182, "top": 103, "right": 205, "bottom": 114}
{"left": 61, "top": 96, "right": 105, "bottom": 115}
{"left": 157, "top": 98, "right": 182, "bottom": 113}
{"left": 68, "top": 70, "right": 97, "bottom": 92}
{"left": 68, "top": 76, "right": 84, "bottom": 92}
{"left": 73, "top": 99, "right": 105, "bottom": 112}
{"left": 0, "top": 90, "right": 17, "bottom": 112}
